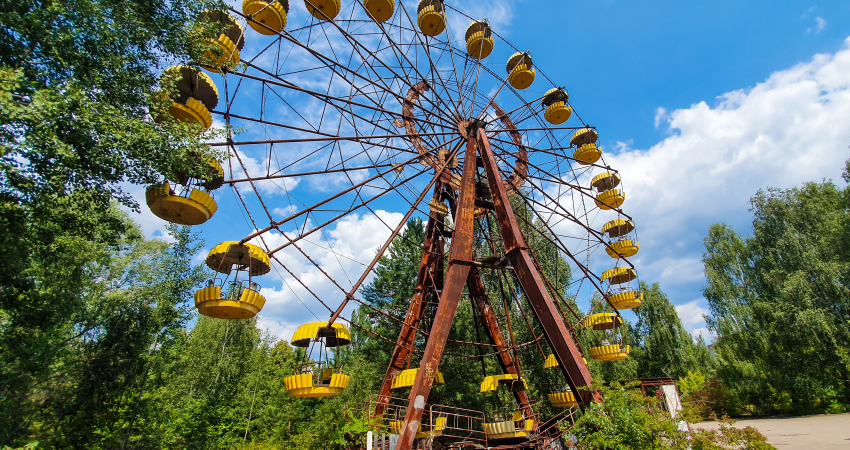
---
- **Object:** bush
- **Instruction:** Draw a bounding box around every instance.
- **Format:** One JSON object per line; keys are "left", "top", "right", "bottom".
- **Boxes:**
{"left": 569, "top": 382, "right": 774, "bottom": 450}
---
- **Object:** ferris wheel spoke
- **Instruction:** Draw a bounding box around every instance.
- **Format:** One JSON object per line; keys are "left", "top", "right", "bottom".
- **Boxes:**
{"left": 488, "top": 149, "right": 609, "bottom": 240}
{"left": 259, "top": 163, "right": 431, "bottom": 254}
{"left": 238, "top": 64, "right": 454, "bottom": 132}
{"left": 365, "top": 17, "right": 463, "bottom": 122}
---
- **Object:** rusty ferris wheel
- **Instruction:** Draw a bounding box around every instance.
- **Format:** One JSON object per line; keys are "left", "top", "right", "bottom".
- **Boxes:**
{"left": 147, "top": 0, "right": 643, "bottom": 448}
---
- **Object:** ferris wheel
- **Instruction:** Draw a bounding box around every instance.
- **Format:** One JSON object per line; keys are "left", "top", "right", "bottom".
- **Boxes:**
{"left": 148, "top": 0, "right": 643, "bottom": 447}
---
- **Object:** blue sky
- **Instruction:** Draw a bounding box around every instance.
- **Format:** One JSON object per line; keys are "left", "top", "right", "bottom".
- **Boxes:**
{"left": 131, "top": 0, "right": 850, "bottom": 341}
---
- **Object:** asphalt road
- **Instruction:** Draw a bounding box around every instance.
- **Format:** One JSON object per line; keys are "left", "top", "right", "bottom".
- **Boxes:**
{"left": 693, "top": 413, "right": 850, "bottom": 449}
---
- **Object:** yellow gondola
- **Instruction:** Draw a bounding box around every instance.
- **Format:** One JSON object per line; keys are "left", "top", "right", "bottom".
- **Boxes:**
{"left": 606, "top": 239, "right": 640, "bottom": 258}
{"left": 465, "top": 21, "right": 494, "bottom": 59}
{"left": 570, "top": 127, "right": 599, "bottom": 147}
{"left": 243, "top": 0, "right": 288, "bottom": 34}
{"left": 506, "top": 52, "right": 535, "bottom": 90}
{"left": 363, "top": 0, "right": 394, "bottom": 22}
{"left": 544, "top": 353, "right": 587, "bottom": 369}
{"left": 601, "top": 267, "right": 637, "bottom": 285}
{"left": 389, "top": 416, "right": 447, "bottom": 439}
{"left": 602, "top": 218, "right": 638, "bottom": 258}
{"left": 483, "top": 411, "right": 534, "bottom": 440}
{"left": 582, "top": 312, "right": 623, "bottom": 330}
{"left": 391, "top": 368, "right": 445, "bottom": 389}
{"left": 305, "top": 0, "right": 341, "bottom": 21}
{"left": 589, "top": 343, "right": 630, "bottom": 361}
{"left": 608, "top": 290, "right": 643, "bottom": 310}
{"left": 161, "top": 66, "right": 218, "bottom": 130}
{"left": 146, "top": 182, "right": 218, "bottom": 226}
{"left": 285, "top": 371, "right": 350, "bottom": 397}
{"left": 573, "top": 143, "right": 601, "bottom": 165}
{"left": 206, "top": 241, "right": 272, "bottom": 276}
{"left": 591, "top": 172, "right": 620, "bottom": 192}
{"left": 602, "top": 218, "right": 635, "bottom": 238}
{"left": 543, "top": 354, "right": 585, "bottom": 407}
{"left": 601, "top": 218, "right": 640, "bottom": 258}
{"left": 428, "top": 197, "right": 449, "bottom": 216}
{"left": 290, "top": 321, "right": 352, "bottom": 347}
{"left": 542, "top": 88, "right": 571, "bottom": 125}
{"left": 194, "top": 278, "right": 266, "bottom": 319}
{"left": 479, "top": 373, "right": 535, "bottom": 439}
{"left": 548, "top": 391, "right": 578, "bottom": 408}
{"left": 285, "top": 321, "right": 351, "bottom": 398}
{"left": 198, "top": 10, "right": 245, "bottom": 68}
{"left": 480, "top": 374, "right": 527, "bottom": 393}
{"left": 195, "top": 242, "right": 270, "bottom": 319}
{"left": 417, "top": 0, "right": 446, "bottom": 36}
{"left": 595, "top": 189, "right": 625, "bottom": 210}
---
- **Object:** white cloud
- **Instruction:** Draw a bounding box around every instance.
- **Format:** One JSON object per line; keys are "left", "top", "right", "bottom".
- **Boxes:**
{"left": 248, "top": 210, "right": 405, "bottom": 340}
{"left": 808, "top": 17, "right": 826, "bottom": 34}
{"left": 654, "top": 107, "right": 667, "bottom": 129}
{"left": 608, "top": 37, "right": 850, "bottom": 299}
{"left": 193, "top": 248, "right": 208, "bottom": 263}
{"left": 229, "top": 149, "right": 301, "bottom": 196}
{"left": 273, "top": 205, "right": 298, "bottom": 217}
{"left": 689, "top": 327, "right": 714, "bottom": 342}
{"left": 446, "top": 0, "right": 515, "bottom": 41}
{"left": 676, "top": 300, "right": 709, "bottom": 327}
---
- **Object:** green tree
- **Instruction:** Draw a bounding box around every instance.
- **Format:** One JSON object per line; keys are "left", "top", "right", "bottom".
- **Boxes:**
{"left": 0, "top": 218, "right": 207, "bottom": 447}
{"left": 569, "top": 382, "right": 774, "bottom": 450}
{"left": 703, "top": 176, "right": 850, "bottom": 414}
{"left": 632, "top": 281, "right": 714, "bottom": 379}
{"left": 1, "top": 0, "right": 226, "bottom": 444}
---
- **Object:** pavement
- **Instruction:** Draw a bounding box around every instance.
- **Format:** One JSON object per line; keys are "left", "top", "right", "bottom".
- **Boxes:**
{"left": 693, "top": 413, "right": 850, "bottom": 449}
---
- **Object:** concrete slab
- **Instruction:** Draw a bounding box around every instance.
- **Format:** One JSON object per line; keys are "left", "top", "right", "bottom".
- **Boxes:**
{"left": 693, "top": 413, "right": 850, "bottom": 449}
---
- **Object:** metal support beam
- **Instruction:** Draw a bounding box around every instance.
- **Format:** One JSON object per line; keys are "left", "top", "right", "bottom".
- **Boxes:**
{"left": 476, "top": 128, "right": 597, "bottom": 407}
{"left": 396, "top": 136, "right": 479, "bottom": 450}
{"left": 373, "top": 208, "right": 442, "bottom": 417}
{"left": 466, "top": 266, "right": 534, "bottom": 419}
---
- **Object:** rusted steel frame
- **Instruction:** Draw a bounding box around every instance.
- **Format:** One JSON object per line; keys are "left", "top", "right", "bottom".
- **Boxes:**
{"left": 231, "top": 8, "right": 407, "bottom": 109}
{"left": 485, "top": 134, "right": 620, "bottom": 175}
{"left": 265, "top": 139, "right": 463, "bottom": 255}
{"left": 211, "top": 109, "right": 336, "bottom": 138}
{"left": 356, "top": 4, "right": 463, "bottom": 122}
{"left": 265, "top": 167, "right": 427, "bottom": 255}
{"left": 495, "top": 268, "right": 546, "bottom": 360}
{"left": 327, "top": 155, "right": 454, "bottom": 325}
{"left": 395, "top": 136, "right": 479, "bottom": 450}
{"left": 239, "top": 151, "right": 425, "bottom": 244}
{"left": 467, "top": 266, "right": 534, "bottom": 419}
{"left": 208, "top": 130, "right": 455, "bottom": 147}
{"left": 319, "top": 10, "right": 462, "bottom": 127}
{"left": 486, "top": 92, "right": 548, "bottom": 126}
{"left": 395, "top": 4, "right": 464, "bottom": 118}
{"left": 373, "top": 211, "right": 442, "bottom": 417}
{"left": 501, "top": 269, "right": 549, "bottom": 360}
{"left": 437, "top": 335, "right": 547, "bottom": 360}
{"left": 502, "top": 178, "right": 624, "bottom": 310}
{"left": 276, "top": 4, "right": 459, "bottom": 130}
{"left": 477, "top": 128, "right": 597, "bottom": 408}
{"left": 223, "top": 164, "right": 395, "bottom": 184}
{"left": 227, "top": 63, "right": 455, "bottom": 132}
{"left": 527, "top": 249, "right": 584, "bottom": 325}
{"left": 488, "top": 149, "right": 635, "bottom": 271}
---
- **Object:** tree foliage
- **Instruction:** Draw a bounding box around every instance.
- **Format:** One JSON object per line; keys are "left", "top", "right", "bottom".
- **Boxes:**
{"left": 703, "top": 179, "right": 850, "bottom": 414}
{"left": 632, "top": 282, "right": 714, "bottom": 379}
{"left": 569, "top": 382, "right": 774, "bottom": 450}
